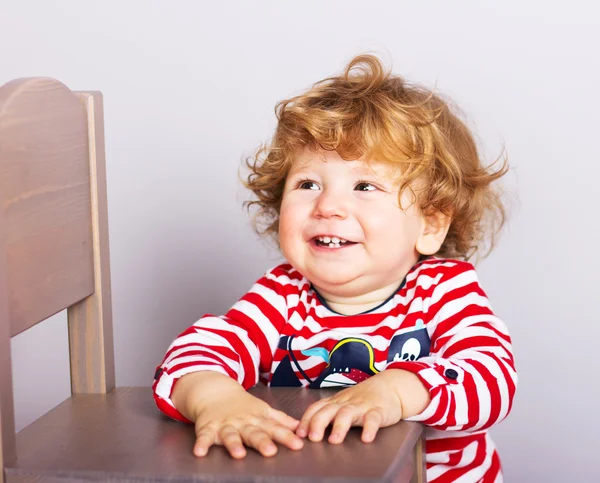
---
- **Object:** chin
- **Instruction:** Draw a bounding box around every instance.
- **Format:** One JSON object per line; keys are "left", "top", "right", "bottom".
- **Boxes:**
{"left": 308, "top": 270, "right": 362, "bottom": 291}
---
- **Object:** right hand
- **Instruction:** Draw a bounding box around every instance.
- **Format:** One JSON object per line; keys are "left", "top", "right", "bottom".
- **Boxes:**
{"left": 193, "top": 389, "right": 305, "bottom": 459}
{"left": 171, "top": 371, "right": 304, "bottom": 459}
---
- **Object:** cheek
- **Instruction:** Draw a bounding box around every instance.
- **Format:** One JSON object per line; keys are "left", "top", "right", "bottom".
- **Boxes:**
{"left": 360, "top": 203, "right": 400, "bottom": 234}
{"left": 362, "top": 204, "right": 421, "bottom": 247}
{"left": 279, "top": 195, "right": 312, "bottom": 229}
{"left": 278, "top": 200, "right": 303, "bottom": 252}
{"left": 278, "top": 202, "right": 294, "bottom": 237}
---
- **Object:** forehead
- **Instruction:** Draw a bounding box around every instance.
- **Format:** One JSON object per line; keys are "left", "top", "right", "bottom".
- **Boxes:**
{"left": 290, "top": 149, "right": 401, "bottom": 179}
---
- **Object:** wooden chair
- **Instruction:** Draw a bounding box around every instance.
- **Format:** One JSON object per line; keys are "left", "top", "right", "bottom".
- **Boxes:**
{"left": 0, "top": 77, "right": 115, "bottom": 483}
{"left": 0, "top": 77, "right": 426, "bottom": 483}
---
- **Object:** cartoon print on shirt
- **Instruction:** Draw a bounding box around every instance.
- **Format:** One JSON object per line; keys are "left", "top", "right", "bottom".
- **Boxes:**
{"left": 307, "top": 338, "right": 379, "bottom": 388}
{"left": 270, "top": 335, "right": 303, "bottom": 386}
{"left": 271, "top": 320, "right": 431, "bottom": 388}
{"left": 270, "top": 334, "right": 379, "bottom": 388}
{"left": 387, "top": 319, "right": 431, "bottom": 363}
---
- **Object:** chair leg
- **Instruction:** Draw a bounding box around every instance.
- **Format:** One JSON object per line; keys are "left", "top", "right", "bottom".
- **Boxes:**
{"left": 410, "top": 434, "right": 426, "bottom": 483}
{"left": 0, "top": 251, "right": 16, "bottom": 482}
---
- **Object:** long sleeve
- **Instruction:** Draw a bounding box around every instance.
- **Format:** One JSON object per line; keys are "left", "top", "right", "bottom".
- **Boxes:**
{"left": 386, "top": 261, "right": 517, "bottom": 432}
{"left": 152, "top": 265, "right": 291, "bottom": 421}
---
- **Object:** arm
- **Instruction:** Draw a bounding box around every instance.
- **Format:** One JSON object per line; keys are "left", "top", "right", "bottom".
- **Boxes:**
{"left": 296, "top": 261, "right": 516, "bottom": 443}
{"left": 152, "top": 266, "right": 305, "bottom": 458}
{"left": 386, "top": 260, "right": 517, "bottom": 432}
{"left": 170, "top": 371, "right": 248, "bottom": 422}
{"left": 170, "top": 370, "right": 303, "bottom": 458}
{"left": 152, "top": 265, "right": 291, "bottom": 422}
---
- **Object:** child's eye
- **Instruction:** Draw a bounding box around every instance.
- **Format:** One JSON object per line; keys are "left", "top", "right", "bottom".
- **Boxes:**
{"left": 298, "top": 180, "right": 319, "bottom": 190}
{"left": 355, "top": 182, "right": 377, "bottom": 192}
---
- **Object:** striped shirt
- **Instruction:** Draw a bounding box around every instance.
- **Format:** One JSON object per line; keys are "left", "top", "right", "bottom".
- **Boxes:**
{"left": 153, "top": 258, "right": 517, "bottom": 482}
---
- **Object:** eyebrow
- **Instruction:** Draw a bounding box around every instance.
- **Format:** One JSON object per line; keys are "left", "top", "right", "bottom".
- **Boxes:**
{"left": 290, "top": 159, "right": 377, "bottom": 172}
{"left": 353, "top": 163, "right": 380, "bottom": 175}
{"left": 288, "top": 157, "right": 398, "bottom": 181}
{"left": 352, "top": 162, "right": 399, "bottom": 182}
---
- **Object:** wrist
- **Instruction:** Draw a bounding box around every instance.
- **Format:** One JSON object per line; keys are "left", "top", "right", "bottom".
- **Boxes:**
{"left": 383, "top": 368, "right": 431, "bottom": 419}
{"left": 172, "top": 371, "right": 245, "bottom": 421}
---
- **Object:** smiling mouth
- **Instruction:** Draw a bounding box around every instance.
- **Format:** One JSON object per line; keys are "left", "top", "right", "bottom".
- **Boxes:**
{"left": 312, "top": 236, "right": 358, "bottom": 249}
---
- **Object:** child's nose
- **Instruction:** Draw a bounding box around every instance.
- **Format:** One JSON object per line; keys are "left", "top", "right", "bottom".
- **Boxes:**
{"left": 313, "top": 190, "right": 348, "bottom": 219}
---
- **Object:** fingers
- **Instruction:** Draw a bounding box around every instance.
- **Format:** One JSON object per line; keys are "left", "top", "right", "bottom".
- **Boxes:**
{"left": 195, "top": 420, "right": 304, "bottom": 459}
{"left": 195, "top": 424, "right": 248, "bottom": 459}
{"left": 361, "top": 409, "right": 383, "bottom": 443}
{"left": 297, "top": 399, "right": 386, "bottom": 445}
{"left": 303, "top": 402, "right": 342, "bottom": 442}
{"left": 264, "top": 419, "right": 304, "bottom": 451}
{"left": 230, "top": 422, "right": 304, "bottom": 458}
{"left": 296, "top": 399, "right": 329, "bottom": 438}
{"left": 240, "top": 424, "right": 278, "bottom": 457}
{"left": 328, "top": 406, "right": 358, "bottom": 444}
{"left": 194, "top": 426, "right": 216, "bottom": 457}
{"left": 219, "top": 425, "right": 247, "bottom": 459}
{"left": 268, "top": 407, "right": 301, "bottom": 431}
{"left": 194, "top": 397, "right": 383, "bottom": 460}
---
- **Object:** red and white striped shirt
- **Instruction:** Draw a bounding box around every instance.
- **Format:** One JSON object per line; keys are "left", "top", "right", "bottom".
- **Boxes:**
{"left": 153, "top": 258, "right": 517, "bottom": 482}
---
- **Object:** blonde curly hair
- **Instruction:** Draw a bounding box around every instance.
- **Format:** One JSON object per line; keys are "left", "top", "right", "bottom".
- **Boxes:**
{"left": 243, "top": 54, "right": 508, "bottom": 261}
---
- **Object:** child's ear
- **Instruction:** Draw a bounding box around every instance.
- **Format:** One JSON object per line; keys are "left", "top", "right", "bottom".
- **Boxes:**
{"left": 416, "top": 210, "right": 451, "bottom": 256}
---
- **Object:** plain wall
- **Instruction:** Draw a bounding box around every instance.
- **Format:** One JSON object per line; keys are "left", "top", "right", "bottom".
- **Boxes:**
{"left": 2, "top": 1, "right": 599, "bottom": 481}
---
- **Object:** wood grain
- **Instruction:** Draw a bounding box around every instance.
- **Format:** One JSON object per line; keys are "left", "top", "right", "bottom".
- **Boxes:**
{"left": 0, "top": 78, "right": 95, "bottom": 338}
{"left": 67, "top": 92, "right": 116, "bottom": 394}
{"left": 0, "top": 212, "right": 17, "bottom": 481}
{"left": 5, "top": 386, "right": 423, "bottom": 483}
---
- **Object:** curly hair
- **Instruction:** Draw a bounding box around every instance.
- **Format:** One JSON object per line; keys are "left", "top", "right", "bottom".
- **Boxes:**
{"left": 243, "top": 54, "right": 508, "bottom": 261}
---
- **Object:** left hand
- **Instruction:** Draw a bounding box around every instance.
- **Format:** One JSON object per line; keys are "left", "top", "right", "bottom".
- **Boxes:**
{"left": 295, "top": 370, "right": 404, "bottom": 444}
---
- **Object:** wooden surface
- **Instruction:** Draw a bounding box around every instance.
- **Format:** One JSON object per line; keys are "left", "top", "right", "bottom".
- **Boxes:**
{"left": 5, "top": 386, "right": 424, "bottom": 483}
{"left": 0, "top": 78, "right": 117, "bottom": 478}
{"left": 0, "top": 215, "right": 17, "bottom": 476}
{"left": 0, "top": 77, "right": 95, "bottom": 338}
{"left": 67, "top": 91, "right": 116, "bottom": 395}
{"left": 412, "top": 435, "right": 425, "bottom": 483}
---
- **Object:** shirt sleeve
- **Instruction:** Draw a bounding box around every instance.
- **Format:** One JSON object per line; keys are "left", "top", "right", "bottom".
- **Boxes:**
{"left": 385, "top": 260, "right": 517, "bottom": 432}
{"left": 152, "top": 266, "right": 291, "bottom": 422}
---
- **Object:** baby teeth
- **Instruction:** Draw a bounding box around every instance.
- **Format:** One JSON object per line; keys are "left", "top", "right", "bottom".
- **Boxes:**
{"left": 316, "top": 235, "right": 350, "bottom": 248}
{"left": 318, "top": 236, "right": 346, "bottom": 243}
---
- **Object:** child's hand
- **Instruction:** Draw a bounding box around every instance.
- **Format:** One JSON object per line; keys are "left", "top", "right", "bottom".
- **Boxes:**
{"left": 193, "top": 389, "right": 305, "bottom": 459}
{"left": 295, "top": 370, "right": 406, "bottom": 445}
{"left": 171, "top": 371, "right": 304, "bottom": 459}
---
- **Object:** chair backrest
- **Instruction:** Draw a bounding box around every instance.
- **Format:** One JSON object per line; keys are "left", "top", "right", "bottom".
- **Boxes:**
{"left": 0, "top": 77, "right": 115, "bottom": 468}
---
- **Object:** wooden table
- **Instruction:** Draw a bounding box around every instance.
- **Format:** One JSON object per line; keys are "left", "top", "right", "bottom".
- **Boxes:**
{"left": 6, "top": 386, "right": 425, "bottom": 482}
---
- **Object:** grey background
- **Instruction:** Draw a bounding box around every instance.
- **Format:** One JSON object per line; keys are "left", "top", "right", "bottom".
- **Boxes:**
{"left": 2, "top": 1, "right": 599, "bottom": 481}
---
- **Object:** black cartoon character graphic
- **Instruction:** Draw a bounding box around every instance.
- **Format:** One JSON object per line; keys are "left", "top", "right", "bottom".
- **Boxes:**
{"left": 307, "top": 338, "right": 379, "bottom": 388}
{"left": 387, "top": 319, "right": 430, "bottom": 363}
{"left": 270, "top": 335, "right": 379, "bottom": 388}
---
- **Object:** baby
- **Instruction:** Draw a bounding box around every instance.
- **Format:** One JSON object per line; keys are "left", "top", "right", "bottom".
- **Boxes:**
{"left": 153, "top": 54, "right": 517, "bottom": 483}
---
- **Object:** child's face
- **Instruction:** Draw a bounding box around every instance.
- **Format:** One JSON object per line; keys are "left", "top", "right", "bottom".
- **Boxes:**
{"left": 279, "top": 149, "right": 427, "bottom": 298}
